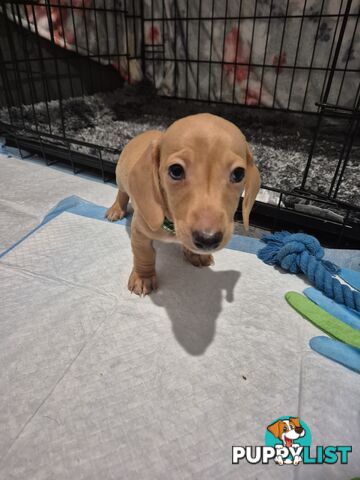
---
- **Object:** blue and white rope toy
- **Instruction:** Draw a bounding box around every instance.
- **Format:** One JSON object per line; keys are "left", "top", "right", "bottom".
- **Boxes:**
{"left": 257, "top": 231, "right": 360, "bottom": 313}
{"left": 257, "top": 231, "right": 360, "bottom": 372}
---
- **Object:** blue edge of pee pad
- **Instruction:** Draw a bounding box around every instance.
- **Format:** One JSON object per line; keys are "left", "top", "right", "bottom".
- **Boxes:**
{"left": 1, "top": 194, "right": 359, "bottom": 271}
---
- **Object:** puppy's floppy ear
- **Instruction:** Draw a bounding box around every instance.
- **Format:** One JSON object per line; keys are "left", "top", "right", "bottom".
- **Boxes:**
{"left": 289, "top": 417, "right": 301, "bottom": 428}
{"left": 242, "top": 143, "right": 261, "bottom": 231}
{"left": 128, "top": 139, "right": 164, "bottom": 231}
{"left": 267, "top": 420, "right": 282, "bottom": 439}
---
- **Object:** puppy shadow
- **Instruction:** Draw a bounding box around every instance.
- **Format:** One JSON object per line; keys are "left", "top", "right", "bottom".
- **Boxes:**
{"left": 150, "top": 243, "right": 240, "bottom": 356}
{"left": 118, "top": 220, "right": 240, "bottom": 355}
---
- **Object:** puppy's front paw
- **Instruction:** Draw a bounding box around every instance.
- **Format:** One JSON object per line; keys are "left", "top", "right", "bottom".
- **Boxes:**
{"left": 105, "top": 203, "right": 126, "bottom": 222}
{"left": 183, "top": 247, "right": 214, "bottom": 267}
{"left": 128, "top": 269, "right": 157, "bottom": 296}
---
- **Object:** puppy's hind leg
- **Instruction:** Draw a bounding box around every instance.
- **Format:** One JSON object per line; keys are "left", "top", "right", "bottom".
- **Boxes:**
{"left": 105, "top": 189, "right": 129, "bottom": 222}
{"left": 183, "top": 247, "right": 214, "bottom": 267}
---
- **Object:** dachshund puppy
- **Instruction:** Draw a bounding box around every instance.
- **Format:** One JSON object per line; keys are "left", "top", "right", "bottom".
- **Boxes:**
{"left": 106, "top": 113, "right": 260, "bottom": 296}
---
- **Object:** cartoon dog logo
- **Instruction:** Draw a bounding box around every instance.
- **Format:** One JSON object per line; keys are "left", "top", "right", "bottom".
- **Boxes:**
{"left": 267, "top": 417, "right": 306, "bottom": 465}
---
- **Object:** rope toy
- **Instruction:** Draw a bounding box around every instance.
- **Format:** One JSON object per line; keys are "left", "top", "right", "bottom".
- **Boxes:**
{"left": 257, "top": 231, "right": 360, "bottom": 313}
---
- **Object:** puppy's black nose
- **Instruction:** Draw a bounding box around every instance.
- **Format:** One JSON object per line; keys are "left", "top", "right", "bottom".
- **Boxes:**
{"left": 192, "top": 230, "right": 223, "bottom": 250}
{"left": 295, "top": 427, "right": 303, "bottom": 434}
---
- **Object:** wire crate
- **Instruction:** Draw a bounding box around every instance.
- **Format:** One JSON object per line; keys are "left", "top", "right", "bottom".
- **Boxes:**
{"left": 0, "top": 0, "right": 359, "bottom": 247}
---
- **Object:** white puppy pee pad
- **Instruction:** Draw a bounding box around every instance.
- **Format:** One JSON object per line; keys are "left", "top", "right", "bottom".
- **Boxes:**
{"left": 0, "top": 151, "right": 117, "bottom": 252}
{"left": 1, "top": 207, "right": 359, "bottom": 480}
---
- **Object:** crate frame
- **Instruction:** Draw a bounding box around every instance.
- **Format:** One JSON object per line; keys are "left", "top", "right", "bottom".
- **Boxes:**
{"left": 0, "top": 0, "right": 359, "bottom": 247}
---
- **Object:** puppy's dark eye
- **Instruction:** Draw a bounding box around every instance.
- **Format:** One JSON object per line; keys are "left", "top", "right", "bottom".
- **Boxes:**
{"left": 283, "top": 426, "right": 288, "bottom": 432}
{"left": 168, "top": 163, "right": 185, "bottom": 180}
{"left": 230, "top": 167, "right": 245, "bottom": 183}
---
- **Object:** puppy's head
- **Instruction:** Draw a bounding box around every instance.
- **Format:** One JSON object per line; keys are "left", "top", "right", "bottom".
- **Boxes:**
{"left": 267, "top": 418, "right": 305, "bottom": 447}
{"left": 130, "top": 114, "right": 260, "bottom": 253}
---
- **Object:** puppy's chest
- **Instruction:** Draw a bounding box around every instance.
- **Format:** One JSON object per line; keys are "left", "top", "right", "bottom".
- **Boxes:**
{"left": 152, "top": 228, "right": 181, "bottom": 244}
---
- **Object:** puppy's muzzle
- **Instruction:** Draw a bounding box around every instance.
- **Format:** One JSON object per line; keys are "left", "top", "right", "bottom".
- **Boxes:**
{"left": 192, "top": 230, "right": 223, "bottom": 251}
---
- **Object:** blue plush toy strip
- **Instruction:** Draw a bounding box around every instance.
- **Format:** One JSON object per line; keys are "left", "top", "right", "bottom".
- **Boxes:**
{"left": 310, "top": 336, "right": 360, "bottom": 374}
{"left": 304, "top": 287, "right": 360, "bottom": 330}
{"left": 339, "top": 268, "right": 360, "bottom": 291}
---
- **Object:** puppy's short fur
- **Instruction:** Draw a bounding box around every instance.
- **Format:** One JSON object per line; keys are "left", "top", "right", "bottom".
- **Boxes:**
{"left": 106, "top": 113, "right": 260, "bottom": 296}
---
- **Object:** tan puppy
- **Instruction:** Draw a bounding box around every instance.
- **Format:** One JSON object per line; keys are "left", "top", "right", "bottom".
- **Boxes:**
{"left": 106, "top": 113, "right": 260, "bottom": 296}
